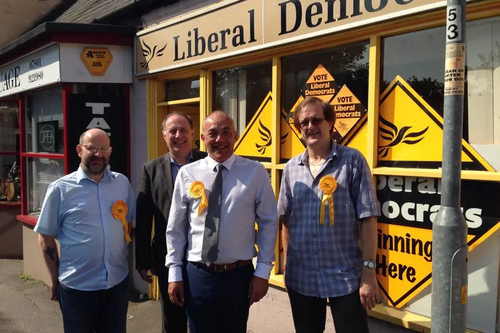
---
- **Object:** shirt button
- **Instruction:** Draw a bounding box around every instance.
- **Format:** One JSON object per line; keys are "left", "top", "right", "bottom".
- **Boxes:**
{"left": 314, "top": 251, "right": 318, "bottom": 255}
{"left": 313, "top": 234, "right": 316, "bottom": 238}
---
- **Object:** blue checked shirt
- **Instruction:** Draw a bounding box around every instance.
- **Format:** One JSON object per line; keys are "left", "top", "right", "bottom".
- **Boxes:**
{"left": 278, "top": 141, "right": 380, "bottom": 298}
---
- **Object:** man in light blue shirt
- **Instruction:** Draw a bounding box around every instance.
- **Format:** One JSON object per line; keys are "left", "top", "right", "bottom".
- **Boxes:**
{"left": 166, "top": 111, "right": 278, "bottom": 333}
{"left": 35, "top": 128, "right": 136, "bottom": 333}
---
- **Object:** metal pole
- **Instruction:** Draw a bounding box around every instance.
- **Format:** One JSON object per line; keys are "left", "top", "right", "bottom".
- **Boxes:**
{"left": 431, "top": 0, "right": 468, "bottom": 332}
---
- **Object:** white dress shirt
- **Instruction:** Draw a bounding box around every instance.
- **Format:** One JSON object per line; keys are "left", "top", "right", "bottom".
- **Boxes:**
{"left": 166, "top": 154, "right": 278, "bottom": 282}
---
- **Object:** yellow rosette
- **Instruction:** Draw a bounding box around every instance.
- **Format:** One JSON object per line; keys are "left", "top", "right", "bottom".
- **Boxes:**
{"left": 112, "top": 200, "right": 132, "bottom": 243}
{"left": 319, "top": 175, "right": 337, "bottom": 226}
{"left": 189, "top": 181, "right": 208, "bottom": 216}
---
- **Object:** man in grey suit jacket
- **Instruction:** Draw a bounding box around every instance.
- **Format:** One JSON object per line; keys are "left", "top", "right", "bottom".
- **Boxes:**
{"left": 136, "top": 112, "right": 207, "bottom": 333}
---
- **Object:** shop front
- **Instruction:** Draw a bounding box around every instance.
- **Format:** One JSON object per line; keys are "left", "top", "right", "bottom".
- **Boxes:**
{"left": 0, "top": 23, "right": 134, "bottom": 285}
{"left": 135, "top": 0, "right": 500, "bottom": 331}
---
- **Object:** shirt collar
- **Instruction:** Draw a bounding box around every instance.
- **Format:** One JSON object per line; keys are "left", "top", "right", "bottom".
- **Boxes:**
{"left": 76, "top": 165, "right": 115, "bottom": 184}
{"left": 206, "top": 153, "right": 236, "bottom": 172}
{"left": 298, "top": 140, "right": 338, "bottom": 165}
{"left": 169, "top": 151, "right": 194, "bottom": 166}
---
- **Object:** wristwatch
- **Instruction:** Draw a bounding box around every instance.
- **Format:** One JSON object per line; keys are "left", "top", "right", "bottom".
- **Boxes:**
{"left": 363, "top": 260, "right": 376, "bottom": 270}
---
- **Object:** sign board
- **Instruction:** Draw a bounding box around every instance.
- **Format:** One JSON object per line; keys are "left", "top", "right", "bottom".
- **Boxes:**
{"left": 234, "top": 92, "right": 273, "bottom": 162}
{"left": 37, "top": 121, "right": 58, "bottom": 153}
{"left": 378, "top": 76, "right": 494, "bottom": 171}
{"left": 330, "top": 85, "right": 365, "bottom": 140}
{"left": 0, "top": 44, "right": 60, "bottom": 98}
{"left": 136, "top": 0, "right": 453, "bottom": 75}
{"left": 67, "top": 95, "right": 127, "bottom": 176}
{"left": 80, "top": 48, "right": 114, "bottom": 76}
{"left": 344, "top": 76, "right": 500, "bottom": 308}
{"left": 376, "top": 176, "right": 500, "bottom": 308}
{"left": 302, "top": 64, "right": 339, "bottom": 102}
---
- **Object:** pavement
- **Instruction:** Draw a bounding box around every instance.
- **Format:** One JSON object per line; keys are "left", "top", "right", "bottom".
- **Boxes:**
{"left": 0, "top": 259, "right": 413, "bottom": 333}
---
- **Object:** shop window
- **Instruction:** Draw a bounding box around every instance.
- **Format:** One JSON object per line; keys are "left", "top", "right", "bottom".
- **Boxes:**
{"left": 26, "top": 158, "right": 64, "bottom": 214}
{"left": 212, "top": 62, "right": 272, "bottom": 135}
{"left": 25, "top": 87, "right": 64, "bottom": 153}
{"left": 163, "top": 77, "right": 200, "bottom": 101}
{"left": 281, "top": 41, "right": 369, "bottom": 144}
{"left": 0, "top": 102, "right": 20, "bottom": 202}
{"left": 381, "top": 16, "right": 500, "bottom": 171}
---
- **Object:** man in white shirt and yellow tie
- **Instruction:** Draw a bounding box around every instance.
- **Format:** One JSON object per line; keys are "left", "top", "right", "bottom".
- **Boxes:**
{"left": 166, "top": 111, "right": 278, "bottom": 333}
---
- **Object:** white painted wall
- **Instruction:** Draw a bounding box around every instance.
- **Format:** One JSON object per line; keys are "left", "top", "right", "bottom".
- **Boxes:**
{"left": 130, "top": 76, "right": 148, "bottom": 294}
{"left": 59, "top": 44, "right": 133, "bottom": 84}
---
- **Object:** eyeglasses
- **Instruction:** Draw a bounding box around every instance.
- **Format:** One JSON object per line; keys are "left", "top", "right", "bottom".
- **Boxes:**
{"left": 80, "top": 145, "right": 112, "bottom": 153}
{"left": 299, "top": 117, "right": 325, "bottom": 130}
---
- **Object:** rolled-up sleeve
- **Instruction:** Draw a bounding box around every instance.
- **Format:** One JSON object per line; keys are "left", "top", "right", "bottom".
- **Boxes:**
{"left": 166, "top": 169, "right": 189, "bottom": 282}
{"left": 254, "top": 165, "right": 279, "bottom": 280}
{"left": 34, "top": 182, "right": 61, "bottom": 236}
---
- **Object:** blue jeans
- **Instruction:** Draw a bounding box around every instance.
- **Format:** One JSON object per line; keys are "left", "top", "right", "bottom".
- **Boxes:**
{"left": 58, "top": 276, "right": 129, "bottom": 333}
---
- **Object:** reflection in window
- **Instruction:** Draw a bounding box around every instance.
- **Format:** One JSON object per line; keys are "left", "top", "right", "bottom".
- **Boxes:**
{"left": 382, "top": 16, "right": 500, "bottom": 170}
{"left": 25, "top": 87, "right": 64, "bottom": 153}
{"left": 382, "top": 27, "right": 446, "bottom": 120}
{"left": 26, "top": 158, "right": 64, "bottom": 214}
{"left": 212, "top": 62, "right": 272, "bottom": 135}
{"left": 281, "top": 41, "right": 369, "bottom": 143}
{"left": 0, "top": 102, "right": 19, "bottom": 152}
{"left": 164, "top": 77, "right": 200, "bottom": 101}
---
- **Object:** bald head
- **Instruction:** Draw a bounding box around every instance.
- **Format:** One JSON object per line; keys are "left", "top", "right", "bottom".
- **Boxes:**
{"left": 201, "top": 111, "right": 238, "bottom": 163}
{"left": 79, "top": 128, "right": 110, "bottom": 146}
{"left": 202, "top": 111, "right": 235, "bottom": 133}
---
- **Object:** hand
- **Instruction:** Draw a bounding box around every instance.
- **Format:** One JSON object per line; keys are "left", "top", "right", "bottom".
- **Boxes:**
{"left": 168, "top": 281, "right": 185, "bottom": 307}
{"left": 138, "top": 269, "right": 153, "bottom": 284}
{"left": 51, "top": 280, "right": 59, "bottom": 301}
{"left": 359, "top": 269, "right": 379, "bottom": 310}
{"left": 248, "top": 276, "right": 269, "bottom": 305}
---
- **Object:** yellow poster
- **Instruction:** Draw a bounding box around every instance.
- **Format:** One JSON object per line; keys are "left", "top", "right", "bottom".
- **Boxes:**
{"left": 234, "top": 92, "right": 273, "bottom": 161}
{"left": 330, "top": 85, "right": 365, "bottom": 139}
{"left": 378, "top": 76, "right": 494, "bottom": 171}
{"left": 302, "top": 64, "right": 339, "bottom": 102}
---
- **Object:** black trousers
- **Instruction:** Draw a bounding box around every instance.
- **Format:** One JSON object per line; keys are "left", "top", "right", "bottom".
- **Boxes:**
{"left": 184, "top": 262, "right": 254, "bottom": 333}
{"left": 156, "top": 266, "right": 188, "bottom": 333}
{"left": 287, "top": 287, "right": 369, "bottom": 333}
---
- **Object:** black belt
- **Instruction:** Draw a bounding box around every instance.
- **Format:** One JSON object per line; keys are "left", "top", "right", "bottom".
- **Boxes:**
{"left": 191, "top": 259, "right": 253, "bottom": 272}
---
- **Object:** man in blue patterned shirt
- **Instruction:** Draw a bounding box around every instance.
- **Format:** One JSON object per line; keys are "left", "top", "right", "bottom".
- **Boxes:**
{"left": 278, "top": 97, "right": 380, "bottom": 333}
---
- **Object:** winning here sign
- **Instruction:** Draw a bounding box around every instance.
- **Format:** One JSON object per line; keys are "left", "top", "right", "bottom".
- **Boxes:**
{"left": 376, "top": 175, "right": 500, "bottom": 308}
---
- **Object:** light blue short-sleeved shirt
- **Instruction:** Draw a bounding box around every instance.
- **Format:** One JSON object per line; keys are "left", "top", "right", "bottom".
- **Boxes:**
{"left": 34, "top": 166, "right": 136, "bottom": 291}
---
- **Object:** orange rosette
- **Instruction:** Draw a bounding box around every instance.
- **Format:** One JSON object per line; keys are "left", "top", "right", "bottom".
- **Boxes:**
{"left": 189, "top": 181, "right": 208, "bottom": 216}
{"left": 112, "top": 200, "right": 132, "bottom": 243}
{"left": 319, "top": 175, "right": 337, "bottom": 226}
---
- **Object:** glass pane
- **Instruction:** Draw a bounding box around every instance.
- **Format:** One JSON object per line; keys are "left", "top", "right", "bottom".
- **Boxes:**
{"left": 281, "top": 41, "right": 369, "bottom": 143}
{"left": 381, "top": 16, "right": 500, "bottom": 171}
{"left": 25, "top": 87, "right": 64, "bottom": 153}
{"left": 0, "top": 102, "right": 19, "bottom": 152}
{"left": 212, "top": 62, "right": 272, "bottom": 135}
{"left": 26, "top": 157, "right": 64, "bottom": 214}
{"left": 163, "top": 77, "right": 200, "bottom": 101}
{"left": 382, "top": 26, "right": 446, "bottom": 119}
{"left": 0, "top": 155, "right": 20, "bottom": 202}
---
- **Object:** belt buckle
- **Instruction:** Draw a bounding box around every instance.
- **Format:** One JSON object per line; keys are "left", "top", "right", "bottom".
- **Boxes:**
{"left": 213, "top": 264, "right": 227, "bottom": 272}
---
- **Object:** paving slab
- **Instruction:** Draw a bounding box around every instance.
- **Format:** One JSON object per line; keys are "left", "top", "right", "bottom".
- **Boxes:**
{"left": 0, "top": 259, "right": 412, "bottom": 333}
